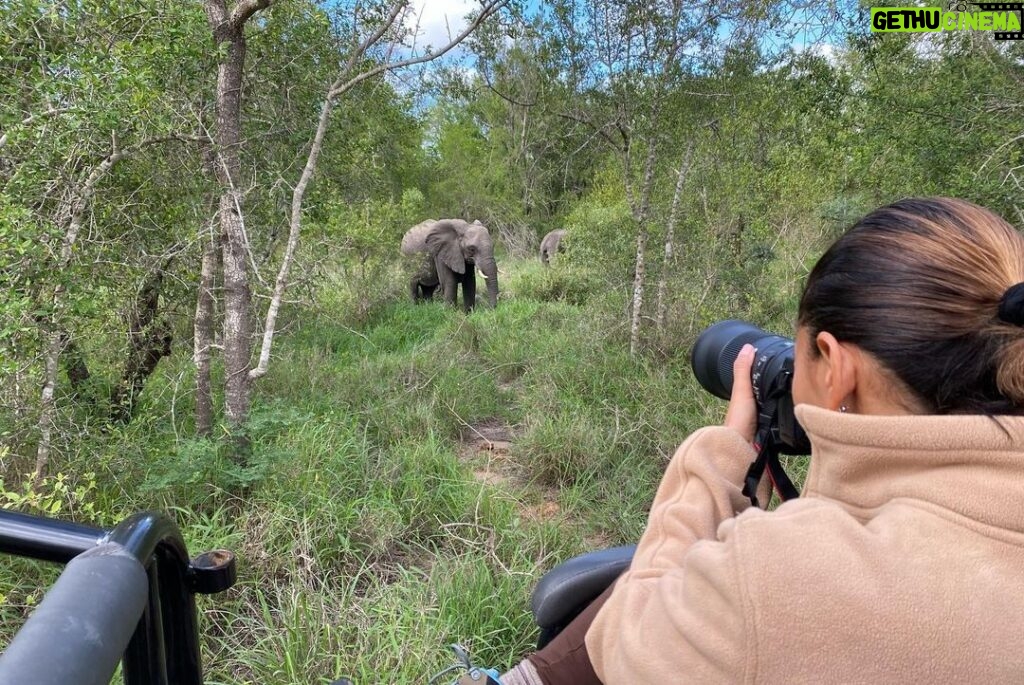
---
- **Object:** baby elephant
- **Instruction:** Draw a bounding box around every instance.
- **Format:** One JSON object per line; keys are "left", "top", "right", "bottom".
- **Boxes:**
{"left": 409, "top": 253, "right": 440, "bottom": 302}
{"left": 539, "top": 229, "right": 566, "bottom": 267}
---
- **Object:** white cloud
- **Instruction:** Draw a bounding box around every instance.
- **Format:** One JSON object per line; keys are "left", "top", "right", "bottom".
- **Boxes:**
{"left": 806, "top": 42, "right": 838, "bottom": 64}
{"left": 408, "top": 0, "right": 475, "bottom": 49}
{"left": 791, "top": 40, "right": 841, "bottom": 66}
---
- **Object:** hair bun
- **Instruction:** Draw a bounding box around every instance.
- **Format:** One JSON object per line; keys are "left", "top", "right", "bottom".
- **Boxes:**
{"left": 998, "top": 282, "right": 1024, "bottom": 326}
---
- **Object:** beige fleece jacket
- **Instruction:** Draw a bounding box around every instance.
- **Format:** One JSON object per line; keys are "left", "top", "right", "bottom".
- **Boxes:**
{"left": 586, "top": 404, "right": 1024, "bottom": 684}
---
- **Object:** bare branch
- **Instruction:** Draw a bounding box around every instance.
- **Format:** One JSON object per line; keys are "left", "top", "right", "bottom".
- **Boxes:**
{"left": 482, "top": 70, "right": 537, "bottom": 108}
{"left": 346, "top": 1, "right": 407, "bottom": 76}
{"left": 230, "top": 0, "right": 274, "bottom": 31}
{"left": 656, "top": 140, "right": 695, "bottom": 330}
{"left": 328, "top": 0, "right": 509, "bottom": 100}
{"left": 556, "top": 110, "right": 625, "bottom": 152}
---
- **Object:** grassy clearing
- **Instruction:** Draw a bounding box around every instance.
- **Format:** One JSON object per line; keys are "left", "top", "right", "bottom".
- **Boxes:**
{"left": 0, "top": 256, "right": 747, "bottom": 683}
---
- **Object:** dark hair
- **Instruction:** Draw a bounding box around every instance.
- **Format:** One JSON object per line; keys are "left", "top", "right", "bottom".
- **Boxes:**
{"left": 798, "top": 197, "right": 1024, "bottom": 415}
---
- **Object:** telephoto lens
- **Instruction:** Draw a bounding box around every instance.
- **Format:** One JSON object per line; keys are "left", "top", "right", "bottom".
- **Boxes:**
{"left": 690, "top": 320, "right": 794, "bottom": 401}
{"left": 691, "top": 320, "right": 810, "bottom": 455}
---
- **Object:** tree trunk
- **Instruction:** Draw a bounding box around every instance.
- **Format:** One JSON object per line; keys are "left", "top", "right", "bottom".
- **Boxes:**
{"left": 656, "top": 141, "right": 695, "bottom": 331}
{"left": 33, "top": 140, "right": 127, "bottom": 482}
{"left": 194, "top": 213, "right": 219, "bottom": 437}
{"left": 34, "top": 327, "right": 61, "bottom": 485}
{"left": 248, "top": 92, "right": 334, "bottom": 381}
{"left": 629, "top": 230, "right": 649, "bottom": 357}
{"left": 111, "top": 271, "right": 173, "bottom": 423}
{"left": 212, "top": 26, "right": 253, "bottom": 458}
{"left": 628, "top": 136, "right": 659, "bottom": 357}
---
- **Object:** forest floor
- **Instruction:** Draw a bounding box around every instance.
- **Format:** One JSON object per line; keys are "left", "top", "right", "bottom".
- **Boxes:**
{"left": 1, "top": 258, "right": 724, "bottom": 684}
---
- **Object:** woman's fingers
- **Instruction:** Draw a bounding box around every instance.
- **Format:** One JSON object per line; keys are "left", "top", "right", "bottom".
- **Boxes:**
{"left": 723, "top": 344, "right": 758, "bottom": 443}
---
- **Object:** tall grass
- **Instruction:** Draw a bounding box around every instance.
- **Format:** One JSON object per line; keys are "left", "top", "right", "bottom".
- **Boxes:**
{"left": 0, "top": 255, "right": 785, "bottom": 683}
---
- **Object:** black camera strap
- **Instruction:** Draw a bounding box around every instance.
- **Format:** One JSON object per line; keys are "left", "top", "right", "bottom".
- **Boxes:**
{"left": 766, "top": 448, "right": 800, "bottom": 502}
{"left": 742, "top": 429, "right": 800, "bottom": 508}
{"left": 740, "top": 361, "right": 804, "bottom": 508}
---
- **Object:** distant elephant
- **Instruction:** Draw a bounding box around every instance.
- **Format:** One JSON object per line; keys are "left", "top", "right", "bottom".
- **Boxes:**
{"left": 401, "top": 218, "right": 499, "bottom": 312}
{"left": 539, "top": 229, "right": 566, "bottom": 267}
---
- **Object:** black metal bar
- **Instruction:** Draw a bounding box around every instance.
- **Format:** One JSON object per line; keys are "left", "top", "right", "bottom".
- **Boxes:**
{"left": 0, "top": 509, "right": 209, "bottom": 685}
{"left": 0, "top": 543, "right": 150, "bottom": 685}
{"left": 107, "top": 512, "right": 203, "bottom": 685}
{"left": 0, "top": 509, "right": 103, "bottom": 563}
{"left": 123, "top": 560, "right": 169, "bottom": 685}
{"left": 157, "top": 546, "right": 203, "bottom": 685}
{"left": 105, "top": 510, "right": 192, "bottom": 566}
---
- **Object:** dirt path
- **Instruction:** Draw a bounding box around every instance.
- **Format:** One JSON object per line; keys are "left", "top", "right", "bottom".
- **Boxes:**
{"left": 458, "top": 418, "right": 562, "bottom": 524}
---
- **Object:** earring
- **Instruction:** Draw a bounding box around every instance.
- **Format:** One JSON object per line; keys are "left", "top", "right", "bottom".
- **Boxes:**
{"left": 840, "top": 405, "right": 848, "bottom": 413}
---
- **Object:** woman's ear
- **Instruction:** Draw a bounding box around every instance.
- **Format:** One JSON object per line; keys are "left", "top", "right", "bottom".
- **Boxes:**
{"left": 815, "top": 331, "right": 859, "bottom": 412}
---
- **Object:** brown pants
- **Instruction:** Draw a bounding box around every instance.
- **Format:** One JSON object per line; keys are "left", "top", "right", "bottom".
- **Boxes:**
{"left": 524, "top": 582, "right": 615, "bottom": 685}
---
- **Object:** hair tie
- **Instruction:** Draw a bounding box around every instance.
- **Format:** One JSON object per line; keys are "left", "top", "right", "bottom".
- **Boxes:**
{"left": 998, "top": 282, "right": 1024, "bottom": 326}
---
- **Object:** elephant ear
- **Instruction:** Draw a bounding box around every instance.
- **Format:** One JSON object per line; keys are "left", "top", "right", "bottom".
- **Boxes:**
{"left": 426, "top": 221, "right": 466, "bottom": 274}
{"left": 400, "top": 219, "right": 438, "bottom": 255}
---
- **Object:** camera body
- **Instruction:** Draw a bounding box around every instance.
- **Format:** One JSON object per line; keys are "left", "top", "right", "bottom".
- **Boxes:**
{"left": 691, "top": 320, "right": 813, "bottom": 505}
{"left": 691, "top": 319, "right": 811, "bottom": 455}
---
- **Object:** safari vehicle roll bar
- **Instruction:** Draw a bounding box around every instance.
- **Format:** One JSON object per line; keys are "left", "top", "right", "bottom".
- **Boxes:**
{"left": 0, "top": 509, "right": 236, "bottom": 685}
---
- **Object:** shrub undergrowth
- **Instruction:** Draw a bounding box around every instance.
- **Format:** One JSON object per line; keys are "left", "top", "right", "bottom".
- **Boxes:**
{"left": 0, "top": 255, "right": 784, "bottom": 683}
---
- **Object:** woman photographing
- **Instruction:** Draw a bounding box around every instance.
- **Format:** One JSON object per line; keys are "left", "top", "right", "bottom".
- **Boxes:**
{"left": 490, "top": 197, "right": 1024, "bottom": 685}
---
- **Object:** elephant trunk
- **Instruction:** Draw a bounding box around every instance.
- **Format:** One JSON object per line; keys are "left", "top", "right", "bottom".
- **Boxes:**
{"left": 479, "top": 257, "right": 499, "bottom": 308}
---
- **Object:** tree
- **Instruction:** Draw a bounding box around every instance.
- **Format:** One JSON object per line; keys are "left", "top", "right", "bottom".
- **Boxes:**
{"left": 198, "top": 0, "right": 510, "bottom": 457}
{"left": 1, "top": 0, "right": 210, "bottom": 480}
{"left": 546, "top": 0, "right": 738, "bottom": 354}
{"left": 439, "top": 19, "right": 616, "bottom": 255}
{"left": 655, "top": 140, "right": 694, "bottom": 331}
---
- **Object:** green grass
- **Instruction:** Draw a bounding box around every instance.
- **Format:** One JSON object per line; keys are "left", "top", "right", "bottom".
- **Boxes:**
{"left": 0, "top": 255, "right": 776, "bottom": 683}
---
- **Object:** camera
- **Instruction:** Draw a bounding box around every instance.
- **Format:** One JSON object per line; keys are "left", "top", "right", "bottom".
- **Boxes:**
{"left": 691, "top": 320, "right": 811, "bottom": 504}
{"left": 691, "top": 319, "right": 811, "bottom": 455}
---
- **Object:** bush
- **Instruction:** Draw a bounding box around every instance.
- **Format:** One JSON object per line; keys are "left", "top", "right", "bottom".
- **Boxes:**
{"left": 506, "top": 262, "right": 606, "bottom": 306}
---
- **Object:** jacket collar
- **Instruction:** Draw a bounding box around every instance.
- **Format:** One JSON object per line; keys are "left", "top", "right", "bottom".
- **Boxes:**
{"left": 796, "top": 404, "right": 1024, "bottom": 532}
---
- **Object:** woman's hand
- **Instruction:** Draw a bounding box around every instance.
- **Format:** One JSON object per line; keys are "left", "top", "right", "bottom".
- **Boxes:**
{"left": 723, "top": 344, "right": 757, "bottom": 443}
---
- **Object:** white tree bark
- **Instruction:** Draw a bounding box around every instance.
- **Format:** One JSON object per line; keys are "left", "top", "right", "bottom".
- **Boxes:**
{"left": 656, "top": 141, "right": 695, "bottom": 331}
{"left": 33, "top": 330, "right": 61, "bottom": 484}
{"left": 628, "top": 130, "right": 660, "bottom": 357}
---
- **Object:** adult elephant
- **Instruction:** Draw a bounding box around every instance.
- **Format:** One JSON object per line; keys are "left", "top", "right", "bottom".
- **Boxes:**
{"left": 401, "top": 219, "right": 499, "bottom": 312}
{"left": 539, "top": 229, "right": 566, "bottom": 267}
